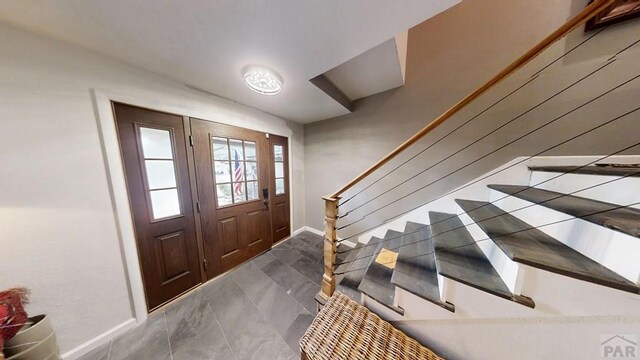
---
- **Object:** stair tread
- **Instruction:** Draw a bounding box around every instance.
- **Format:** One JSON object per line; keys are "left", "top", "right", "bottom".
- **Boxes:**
{"left": 335, "top": 243, "right": 350, "bottom": 265}
{"left": 489, "top": 184, "right": 640, "bottom": 238}
{"left": 391, "top": 222, "right": 451, "bottom": 310}
{"left": 337, "top": 237, "right": 381, "bottom": 302}
{"left": 358, "top": 230, "right": 404, "bottom": 314}
{"left": 529, "top": 165, "right": 640, "bottom": 178}
{"left": 428, "top": 211, "right": 515, "bottom": 301}
{"left": 335, "top": 243, "right": 363, "bottom": 277}
{"left": 456, "top": 199, "right": 639, "bottom": 294}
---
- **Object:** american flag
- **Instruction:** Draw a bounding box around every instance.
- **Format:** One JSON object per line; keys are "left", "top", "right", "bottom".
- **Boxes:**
{"left": 233, "top": 149, "right": 244, "bottom": 195}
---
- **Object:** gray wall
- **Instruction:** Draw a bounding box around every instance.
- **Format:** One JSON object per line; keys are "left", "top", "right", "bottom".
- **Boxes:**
{"left": 304, "top": 0, "right": 640, "bottom": 235}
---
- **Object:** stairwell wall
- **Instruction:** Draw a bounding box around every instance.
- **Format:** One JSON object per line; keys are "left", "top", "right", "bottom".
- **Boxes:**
{"left": 304, "top": 0, "right": 640, "bottom": 235}
{"left": 304, "top": 0, "right": 640, "bottom": 358}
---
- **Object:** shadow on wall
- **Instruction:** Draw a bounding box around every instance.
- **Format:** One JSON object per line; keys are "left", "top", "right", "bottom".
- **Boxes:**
{"left": 303, "top": 0, "right": 640, "bottom": 237}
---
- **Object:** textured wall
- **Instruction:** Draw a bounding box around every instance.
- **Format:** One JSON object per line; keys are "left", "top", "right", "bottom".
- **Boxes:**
{"left": 304, "top": 0, "right": 640, "bottom": 236}
{"left": 0, "top": 22, "right": 304, "bottom": 355}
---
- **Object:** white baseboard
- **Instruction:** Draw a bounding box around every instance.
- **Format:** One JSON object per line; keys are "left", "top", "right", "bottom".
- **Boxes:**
{"left": 61, "top": 318, "right": 137, "bottom": 360}
{"left": 301, "top": 226, "right": 324, "bottom": 236}
{"left": 291, "top": 226, "right": 308, "bottom": 236}
{"left": 296, "top": 226, "right": 358, "bottom": 248}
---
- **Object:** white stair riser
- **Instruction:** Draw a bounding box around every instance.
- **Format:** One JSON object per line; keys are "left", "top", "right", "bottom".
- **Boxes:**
{"left": 457, "top": 206, "right": 520, "bottom": 293}
{"left": 437, "top": 273, "right": 445, "bottom": 300}
{"left": 361, "top": 293, "right": 404, "bottom": 322}
{"left": 396, "top": 287, "right": 455, "bottom": 321}
{"left": 394, "top": 263, "right": 640, "bottom": 320}
{"left": 490, "top": 189, "right": 640, "bottom": 282}
{"left": 530, "top": 171, "right": 640, "bottom": 210}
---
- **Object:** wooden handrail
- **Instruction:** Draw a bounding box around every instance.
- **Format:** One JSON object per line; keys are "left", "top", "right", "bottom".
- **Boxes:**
{"left": 330, "top": 0, "right": 615, "bottom": 199}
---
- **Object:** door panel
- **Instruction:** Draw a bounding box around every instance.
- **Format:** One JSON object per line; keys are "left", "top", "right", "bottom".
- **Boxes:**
{"left": 157, "top": 231, "right": 190, "bottom": 281}
{"left": 219, "top": 217, "right": 239, "bottom": 255}
{"left": 269, "top": 135, "right": 291, "bottom": 243}
{"left": 192, "top": 119, "right": 273, "bottom": 277}
{"left": 113, "top": 103, "right": 202, "bottom": 311}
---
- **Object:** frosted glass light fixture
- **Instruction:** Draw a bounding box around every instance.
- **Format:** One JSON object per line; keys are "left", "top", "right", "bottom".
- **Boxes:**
{"left": 243, "top": 65, "right": 283, "bottom": 95}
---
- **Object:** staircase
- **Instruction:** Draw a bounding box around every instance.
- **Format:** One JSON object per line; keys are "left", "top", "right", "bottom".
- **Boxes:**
{"left": 332, "top": 159, "right": 640, "bottom": 323}
{"left": 314, "top": 3, "right": 640, "bottom": 357}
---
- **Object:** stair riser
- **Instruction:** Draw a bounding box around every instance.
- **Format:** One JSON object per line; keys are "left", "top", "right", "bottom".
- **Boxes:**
{"left": 530, "top": 171, "right": 640, "bottom": 210}
{"left": 396, "top": 263, "right": 640, "bottom": 320}
{"left": 457, "top": 207, "right": 520, "bottom": 293}
{"left": 361, "top": 293, "right": 405, "bottom": 322}
{"left": 489, "top": 189, "right": 640, "bottom": 282}
{"left": 395, "top": 287, "right": 457, "bottom": 320}
{"left": 437, "top": 273, "right": 446, "bottom": 300}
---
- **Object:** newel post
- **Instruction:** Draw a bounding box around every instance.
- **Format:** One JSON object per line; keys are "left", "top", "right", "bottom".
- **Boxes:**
{"left": 320, "top": 196, "right": 340, "bottom": 301}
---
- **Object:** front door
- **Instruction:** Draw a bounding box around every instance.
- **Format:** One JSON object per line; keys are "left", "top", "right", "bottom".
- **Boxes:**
{"left": 191, "top": 119, "right": 273, "bottom": 278}
{"left": 114, "top": 103, "right": 203, "bottom": 311}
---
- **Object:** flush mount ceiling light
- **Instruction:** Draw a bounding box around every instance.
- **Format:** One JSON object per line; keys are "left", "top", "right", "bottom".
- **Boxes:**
{"left": 243, "top": 65, "right": 283, "bottom": 95}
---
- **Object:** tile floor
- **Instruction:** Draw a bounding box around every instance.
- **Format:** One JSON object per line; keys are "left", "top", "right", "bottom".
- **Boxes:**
{"left": 80, "top": 231, "right": 325, "bottom": 360}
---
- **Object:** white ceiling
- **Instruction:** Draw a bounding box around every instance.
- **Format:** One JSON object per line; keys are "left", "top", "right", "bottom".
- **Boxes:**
{"left": 325, "top": 33, "right": 407, "bottom": 101}
{"left": 0, "top": 0, "right": 459, "bottom": 123}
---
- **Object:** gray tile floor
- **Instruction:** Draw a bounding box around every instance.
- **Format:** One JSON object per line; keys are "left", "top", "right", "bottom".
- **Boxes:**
{"left": 80, "top": 232, "right": 325, "bottom": 360}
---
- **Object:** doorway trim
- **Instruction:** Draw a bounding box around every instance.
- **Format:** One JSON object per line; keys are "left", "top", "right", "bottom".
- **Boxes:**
{"left": 91, "top": 88, "right": 294, "bottom": 324}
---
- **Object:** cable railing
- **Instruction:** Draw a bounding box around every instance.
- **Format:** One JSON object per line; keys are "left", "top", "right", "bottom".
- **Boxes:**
{"left": 336, "top": 139, "right": 640, "bottom": 260}
{"left": 337, "top": 69, "right": 640, "bottom": 231}
{"left": 317, "top": 0, "right": 638, "bottom": 301}
{"left": 336, "top": 162, "right": 640, "bottom": 271}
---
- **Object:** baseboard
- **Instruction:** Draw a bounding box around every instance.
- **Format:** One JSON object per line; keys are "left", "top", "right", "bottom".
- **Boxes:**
{"left": 291, "top": 226, "right": 308, "bottom": 237}
{"left": 61, "top": 318, "right": 137, "bottom": 360}
{"left": 297, "top": 226, "right": 358, "bottom": 248}
{"left": 301, "top": 226, "right": 324, "bottom": 237}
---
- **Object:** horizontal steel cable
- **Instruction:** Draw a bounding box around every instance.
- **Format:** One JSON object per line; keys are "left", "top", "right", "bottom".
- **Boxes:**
{"left": 339, "top": 59, "right": 617, "bottom": 225}
{"left": 336, "top": 162, "right": 640, "bottom": 268}
{"left": 333, "top": 3, "right": 640, "bottom": 275}
{"left": 336, "top": 142, "right": 640, "bottom": 259}
{"left": 337, "top": 75, "right": 539, "bottom": 210}
{"left": 338, "top": 26, "right": 616, "bottom": 211}
{"left": 335, "top": 197, "right": 640, "bottom": 275}
{"left": 336, "top": 100, "right": 640, "bottom": 246}
{"left": 338, "top": 59, "right": 635, "bottom": 230}
{"left": 338, "top": 25, "right": 610, "bottom": 209}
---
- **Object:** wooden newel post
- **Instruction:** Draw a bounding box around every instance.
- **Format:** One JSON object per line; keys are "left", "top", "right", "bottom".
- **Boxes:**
{"left": 320, "top": 196, "right": 340, "bottom": 301}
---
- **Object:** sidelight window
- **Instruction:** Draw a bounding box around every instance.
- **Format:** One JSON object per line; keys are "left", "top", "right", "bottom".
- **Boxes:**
{"left": 274, "top": 145, "right": 285, "bottom": 195}
{"left": 139, "top": 127, "right": 182, "bottom": 220}
{"left": 212, "top": 137, "right": 259, "bottom": 207}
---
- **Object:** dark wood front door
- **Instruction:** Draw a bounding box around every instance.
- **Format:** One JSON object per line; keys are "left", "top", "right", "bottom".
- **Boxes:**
{"left": 191, "top": 119, "right": 273, "bottom": 277}
{"left": 114, "top": 103, "right": 203, "bottom": 311}
{"left": 269, "top": 135, "right": 291, "bottom": 243}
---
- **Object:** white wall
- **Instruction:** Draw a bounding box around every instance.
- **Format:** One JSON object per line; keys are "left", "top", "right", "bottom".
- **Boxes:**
{"left": 0, "top": 22, "right": 304, "bottom": 356}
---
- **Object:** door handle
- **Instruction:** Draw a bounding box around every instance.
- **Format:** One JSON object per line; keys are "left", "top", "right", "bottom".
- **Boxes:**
{"left": 263, "top": 188, "right": 269, "bottom": 209}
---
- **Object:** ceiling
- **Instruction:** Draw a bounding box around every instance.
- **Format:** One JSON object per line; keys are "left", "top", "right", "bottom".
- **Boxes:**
{"left": 0, "top": 0, "right": 459, "bottom": 123}
{"left": 325, "top": 33, "right": 408, "bottom": 102}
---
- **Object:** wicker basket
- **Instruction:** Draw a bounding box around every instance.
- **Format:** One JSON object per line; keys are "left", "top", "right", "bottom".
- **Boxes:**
{"left": 300, "top": 292, "right": 444, "bottom": 360}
